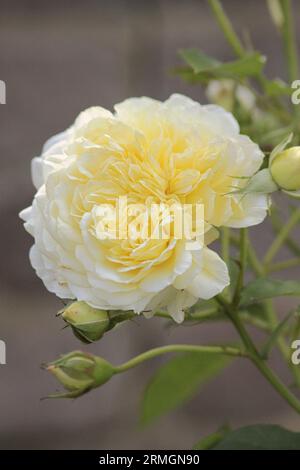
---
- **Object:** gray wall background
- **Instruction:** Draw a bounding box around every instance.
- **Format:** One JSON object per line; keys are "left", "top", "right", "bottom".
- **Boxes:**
{"left": 0, "top": 0, "right": 300, "bottom": 449}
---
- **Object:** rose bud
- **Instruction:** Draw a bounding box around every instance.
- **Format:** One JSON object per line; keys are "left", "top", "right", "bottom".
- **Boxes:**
{"left": 270, "top": 147, "right": 300, "bottom": 191}
{"left": 60, "top": 301, "right": 110, "bottom": 343}
{"left": 206, "top": 79, "right": 256, "bottom": 112}
{"left": 45, "top": 351, "right": 115, "bottom": 398}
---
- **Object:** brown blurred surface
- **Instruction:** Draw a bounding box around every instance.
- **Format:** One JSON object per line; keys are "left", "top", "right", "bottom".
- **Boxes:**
{"left": 0, "top": 0, "right": 300, "bottom": 449}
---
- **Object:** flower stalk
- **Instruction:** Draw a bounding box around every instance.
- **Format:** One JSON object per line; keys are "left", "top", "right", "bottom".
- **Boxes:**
{"left": 114, "top": 344, "right": 248, "bottom": 374}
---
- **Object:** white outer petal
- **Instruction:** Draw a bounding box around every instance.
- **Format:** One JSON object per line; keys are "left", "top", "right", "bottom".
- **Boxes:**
{"left": 31, "top": 129, "right": 72, "bottom": 189}
{"left": 187, "top": 247, "right": 229, "bottom": 299}
{"left": 227, "top": 193, "right": 269, "bottom": 228}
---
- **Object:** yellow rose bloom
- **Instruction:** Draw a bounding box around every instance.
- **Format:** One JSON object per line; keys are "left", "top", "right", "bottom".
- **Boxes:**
{"left": 20, "top": 95, "right": 267, "bottom": 322}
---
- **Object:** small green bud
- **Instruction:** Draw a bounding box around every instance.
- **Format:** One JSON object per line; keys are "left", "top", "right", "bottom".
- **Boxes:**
{"left": 59, "top": 302, "right": 136, "bottom": 343}
{"left": 270, "top": 147, "right": 300, "bottom": 191}
{"left": 45, "top": 351, "right": 115, "bottom": 398}
{"left": 61, "top": 301, "right": 110, "bottom": 343}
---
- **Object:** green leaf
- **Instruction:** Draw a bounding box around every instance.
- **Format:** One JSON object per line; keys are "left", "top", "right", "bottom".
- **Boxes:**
{"left": 173, "top": 66, "right": 207, "bottom": 84}
{"left": 140, "top": 352, "right": 232, "bottom": 426}
{"left": 240, "top": 278, "right": 300, "bottom": 306}
{"left": 269, "top": 132, "right": 293, "bottom": 165}
{"left": 213, "top": 424, "right": 300, "bottom": 450}
{"left": 179, "top": 49, "right": 266, "bottom": 79}
{"left": 193, "top": 425, "right": 230, "bottom": 450}
{"left": 218, "top": 53, "right": 266, "bottom": 78}
{"left": 179, "top": 49, "right": 220, "bottom": 73}
{"left": 259, "top": 125, "right": 294, "bottom": 147}
{"left": 230, "top": 169, "right": 278, "bottom": 196}
{"left": 263, "top": 78, "right": 291, "bottom": 97}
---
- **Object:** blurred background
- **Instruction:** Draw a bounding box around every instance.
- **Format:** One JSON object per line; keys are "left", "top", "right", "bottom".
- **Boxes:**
{"left": 1, "top": 0, "right": 300, "bottom": 449}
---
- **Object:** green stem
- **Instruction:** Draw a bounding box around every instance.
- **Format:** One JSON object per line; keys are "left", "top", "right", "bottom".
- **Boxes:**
{"left": 207, "top": 0, "right": 245, "bottom": 57}
{"left": 239, "top": 228, "right": 248, "bottom": 284}
{"left": 263, "top": 300, "right": 293, "bottom": 367}
{"left": 243, "top": 234, "right": 300, "bottom": 387}
{"left": 233, "top": 233, "right": 300, "bottom": 387}
{"left": 221, "top": 227, "right": 231, "bottom": 299}
{"left": 221, "top": 227, "right": 230, "bottom": 265}
{"left": 264, "top": 208, "right": 300, "bottom": 265}
{"left": 268, "top": 257, "right": 300, "bottom": 273}
{"left": 271, "top": 209, "right": 300, "bottom": 257}
{"left": 263, "top": 302, "right": 300, "bottom": 391}
{"left": 114, "top": 344, "right": 247, "bottom": 373}
{"left": 248, "top": 241, "right": 265, "bottom": 276}
{"left": 240, "top": 312, "right": 271, "bottom": 333}
{"left": 188, "top": 307, "right": 221, "bottom": 322}
{"left": 231, "top": 233, "right": 264, "bottom": 276}
{"left": 233, "top": 228, "right": 248, "bottom": 305}
{"left": 154, "top": 306, "right": 270, "bottom": 332}
{"left": 191, "top": 308, "right": 270, "bottom": 332}
{"left": 280, "top": 0, "right": 299, "bottom": 83}
{"left": 216, "top": 295, "right": 300, "bottom": 413}
{"left": 154, "top": 307, "right": 222, "bottom": 323}
{"left": 207, "top": 0, "right": 293, "bottom": 122}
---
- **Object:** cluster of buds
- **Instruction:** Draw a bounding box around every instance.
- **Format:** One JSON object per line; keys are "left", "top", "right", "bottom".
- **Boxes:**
{"left": 206, "top": 79, "right": 282, "bottom": 148}
{"left": 58, "top": 301, "right": 134, "bottom": 343}
{"left": 206, "top": 79, "right": 256, "bottom": 113}
{"left": 44, "top": 302, "right": 136, "bottom": 398}
{"left": 45, "top": 351, "right": 115, "bottom": 398}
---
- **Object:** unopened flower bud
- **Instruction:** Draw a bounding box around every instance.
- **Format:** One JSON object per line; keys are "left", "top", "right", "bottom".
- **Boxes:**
{"left": 61, "top": 301, "right": 110, "bottom": 343}
{"left": 206, "top": 79, "right": 255, "bottom": 112}
{"left": 59, "top": 302, "right": 136, "bottom": 343}
{"left": 45, "top": 351, "right": 115, "bottom": 398}
{"left": 270, "top": 147, "right": 300, "bottom": 191}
